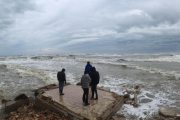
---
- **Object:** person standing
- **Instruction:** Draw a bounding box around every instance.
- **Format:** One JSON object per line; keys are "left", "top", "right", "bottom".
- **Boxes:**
{"left": 90, "top": 67, "right": 100, "bottom": 100}
{"left": 81, "top": 71, "right": 91, "bottom": 106}
{"left": 85, "top": 61, "right": 92, "bottom": 74}
{"left": 57, "top": 68, "right": 66, "bottom": 95}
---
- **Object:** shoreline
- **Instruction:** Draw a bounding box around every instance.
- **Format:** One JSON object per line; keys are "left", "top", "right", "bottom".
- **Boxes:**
{"left": 1, "top": 84, "right": 179, "bottom": 120}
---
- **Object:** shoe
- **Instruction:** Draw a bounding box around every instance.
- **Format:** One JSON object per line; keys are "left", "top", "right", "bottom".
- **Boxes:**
{"left": 85, "top": 103, "right": 90, "bottom": 106}
{"left": 60, "top": 93, "right": 64, "bottom": 95}
{"left": 90, "top": 98, "right": 94, "bottom": 100}
{"left": 94, "top": 98, "right": 98, "bottom": 100}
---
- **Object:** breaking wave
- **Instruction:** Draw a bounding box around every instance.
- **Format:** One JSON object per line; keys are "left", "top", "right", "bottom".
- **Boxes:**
{"left": 0, "top": 63, "right": 55, "bottom": 84}
{"left": 116, "top": 55, "right": 180, "bottom": 63}
{"left": 30, "top": 56, "right": 54, "bottom": 60}
{"left": 126, "top": 65, "right": 180, "bottom": 80}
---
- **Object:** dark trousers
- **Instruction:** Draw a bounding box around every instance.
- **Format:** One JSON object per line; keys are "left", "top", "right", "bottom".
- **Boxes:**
{"left": 91, "top": 85, "right": 98, "bottom": 99}
{"left": 83, "top": 88, "right": 89, "bottom": 104}
{"left": 59, "top": 82, "right": 64, "bottom": 93}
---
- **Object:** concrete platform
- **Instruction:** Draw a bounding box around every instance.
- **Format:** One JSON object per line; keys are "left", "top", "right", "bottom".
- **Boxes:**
{"left": 35, "top": 85, "right": 124, "bottom": 120}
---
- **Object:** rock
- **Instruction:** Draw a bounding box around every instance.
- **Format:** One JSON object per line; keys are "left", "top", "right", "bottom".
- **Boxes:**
{"left": 35, "top": 90, "right": 45, "bottom": 97}
{"left": 159, "top": 109, "right": 176, "bottom": 117}
{"left": 24, "top": 117, "right": 31, "bottom": 120}
{"left": 175, "top": 114, "right": 180, "bottom": 119}
{"left": 5, "top": 98, "right": 29, "bottom": 113}
{"left": 124, "top": 98, "right": 129, "bottom": 103}
{"left": 133, "top": 104, "right": 138, "bottom": 107}
{"left": 66, "top": 82, "right": 71, "bottom": 85}
{"left": 1, "top": 99, "right": 11, "bottom": 105}
{"left": 17, "top": 106, "right": 28, "bottom": 113}
{"left": 135, "top": 84, "right": 144, "bottom": 89}
{"left": 126, "top": 89, "right": 135, "bottom": 94}
{"left": 10, "top": 111, "right": 17, "bottom": 115}
{"left": 76, "top": 82, "right": 81, "bottom": 86}
{"left": 125, "top": 100, "right": 133, "bottom": 104}
{"left": 121, "top": 87, "right": 130, "bottom": 90}
{"left": 14, "top": 94, "right": 28, "bottom": 101}
{"left": 97, "top": 86, "right": 110, "bottom": 92}
{"left": 116, "top": 113, "right": 125, "bottom": 118}
{"left": 159, "top": 116, "right": 165, "bottom": 120}
{"left": 140, "top": 98, "right": 152, "bottom": 103}
{"left": 28, "top": 96, "right": 35, "bottom": 104}
{"left": 146, "top": 93, "right": 155, "bottom": 98}
{"left": 124, "top": 94, "right": 130, "bottom": 99}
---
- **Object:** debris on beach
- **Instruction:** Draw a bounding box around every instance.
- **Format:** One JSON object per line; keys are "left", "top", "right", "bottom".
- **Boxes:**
{"left": 42, "top": 96, "right": 54, "bottom": 104}
{"left": 122, "top": 84, "right": 144, "bottom": 107}
{"left": 2, "top": 105, "right": 69, "bottom": 120}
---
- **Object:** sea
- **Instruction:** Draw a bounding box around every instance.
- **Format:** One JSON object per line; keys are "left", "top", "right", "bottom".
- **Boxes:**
{"left": 0, "top": 53, "right": 180, "bottom": 118}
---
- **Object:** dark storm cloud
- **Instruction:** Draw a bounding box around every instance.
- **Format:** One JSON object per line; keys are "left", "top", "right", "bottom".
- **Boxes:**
{"left": 0, "top": 0, "right": 180, "bottom": 56}
{"left": 0, "top": 0, "right": 36, "bottom": 30}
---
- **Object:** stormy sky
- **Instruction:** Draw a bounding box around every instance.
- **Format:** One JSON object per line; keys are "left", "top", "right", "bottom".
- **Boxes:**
{"left": 0, "top": 0, "right": 180, "bottom": 56}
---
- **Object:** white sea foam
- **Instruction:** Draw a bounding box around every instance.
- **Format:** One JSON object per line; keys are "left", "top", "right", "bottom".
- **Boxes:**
{"left": 99, "top": 75, "right": 177, "bottom": 119}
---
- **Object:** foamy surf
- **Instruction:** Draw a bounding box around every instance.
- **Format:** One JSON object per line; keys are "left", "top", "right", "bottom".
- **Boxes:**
{"left": 1, "top": 53, "right": 180, "bottom": 118}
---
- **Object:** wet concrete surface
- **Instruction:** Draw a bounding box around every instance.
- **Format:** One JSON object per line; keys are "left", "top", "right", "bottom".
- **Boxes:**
{"left": 42, "top": 85, "right": 124, "bottom": 120}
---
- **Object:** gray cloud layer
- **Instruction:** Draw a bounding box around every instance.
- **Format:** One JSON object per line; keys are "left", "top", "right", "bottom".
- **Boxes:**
{"left": 0, "top": 0, "right": 180, "bottom": 56}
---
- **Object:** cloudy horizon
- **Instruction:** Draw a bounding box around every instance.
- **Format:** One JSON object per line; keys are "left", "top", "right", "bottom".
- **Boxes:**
{"left": 0, "top": 0, "right": 180, "bottom": 56}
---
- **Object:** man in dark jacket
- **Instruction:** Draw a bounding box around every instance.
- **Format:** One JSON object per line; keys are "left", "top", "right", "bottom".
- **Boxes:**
{"left": 90, "top": 67, "right": 100, "bottom": 100}
{"left": 85, "top": 61, "right": 92, "bottom": 74}
{"left": 57, "top": 68, "right": 66, "bottom": 95}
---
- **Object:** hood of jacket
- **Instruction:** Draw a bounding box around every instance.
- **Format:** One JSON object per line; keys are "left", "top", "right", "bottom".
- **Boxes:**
{"left": 90, "top": 67, "right": 96, "bottom": 72}
{"left": 82, "top": 74, "right": 90, "bottom": 78}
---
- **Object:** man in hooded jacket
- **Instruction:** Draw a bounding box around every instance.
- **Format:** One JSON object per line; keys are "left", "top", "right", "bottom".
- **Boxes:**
{"left": 81, "top": 71, "right": 91, "bottom": 106}
{"left": 90, "top": 67, "right": 100, "bottom": 100}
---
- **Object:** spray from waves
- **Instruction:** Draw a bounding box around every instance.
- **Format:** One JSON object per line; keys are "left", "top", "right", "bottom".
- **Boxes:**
{"left": 126, "top": 65, "right": 180, "bottom": 80}
{"left": 0, "top": 63, "right": 79, "bottom": 86}
{"left": 116, "top": 54, "right": 180, "bottom": 63}
{"left": 0, "top": 63, "right": 55, "bottom": 84}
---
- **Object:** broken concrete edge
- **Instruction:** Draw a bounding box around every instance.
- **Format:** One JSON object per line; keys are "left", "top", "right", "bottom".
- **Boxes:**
{"left": 100, "top": 94, "right": 124, "bottom": 120}
{"left": 35, "top": 95, "right": 85, "bottom": 120}
{"left": 36, "top": 88, "right": 124, "bottom": 120}
{"left": 32, "top": 83, "right": 71, "bottom": 97}
{"left": 37, "top": 93, "right": 124, "bottom": 120}
{"left": 5, "top": 96, "right": 35, "bottom": 113}
{"left": 31, "top": 82, "right": 71, "bottom": 92}
{"left": 14, "top": 94, "right": 28, "bottom": 101}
